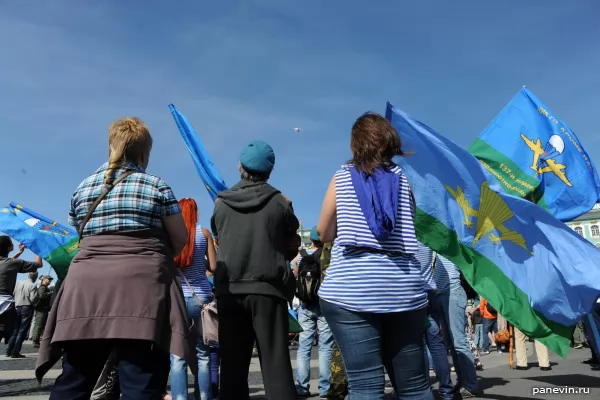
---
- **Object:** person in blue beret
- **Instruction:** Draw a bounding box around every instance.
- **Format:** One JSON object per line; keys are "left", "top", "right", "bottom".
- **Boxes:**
{"left": 211, "top": 140, "right": 301, "bottom": 399}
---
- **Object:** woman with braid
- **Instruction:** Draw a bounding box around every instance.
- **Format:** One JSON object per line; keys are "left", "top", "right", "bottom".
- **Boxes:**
{"left": 35, "top": 117, "right": 192, "bottom": 400}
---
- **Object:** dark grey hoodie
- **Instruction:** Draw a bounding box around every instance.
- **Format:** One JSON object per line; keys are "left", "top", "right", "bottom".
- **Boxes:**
{"left": 210, "top": 180, "right": 300, "bottom": 302}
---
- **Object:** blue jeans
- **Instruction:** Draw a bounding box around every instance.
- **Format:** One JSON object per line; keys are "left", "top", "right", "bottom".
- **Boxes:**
{"left": 321, "top": 300, "right": 433, "bottom": 400}
{"left": 425, "top": 315, "right": 453, "bottom": 400}
{"left": 6, "top": 305, "right": 33, "bottom": 356}
{"left": 473, "top": 324, "right": 483, "bottom": 350}
{"left": 295, "top": 302, "right": 334, "bottom": 397}
{"left": 482, "top": 318, "right": 498, "bottom": 352}
{"left": 425, "top": 347, "right": 433, "bottom": 368}
{"left": 583, "top": 303, "right": 600, "bottom": 360}
{"left": 431, "top": 289, "right": 478, "bottom": 394}
{"left": 170, "top": 296, "right": 212, "bottom": 400}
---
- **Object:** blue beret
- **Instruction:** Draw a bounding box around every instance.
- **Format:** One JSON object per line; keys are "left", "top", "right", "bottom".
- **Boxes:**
{"left": 240, "top": 140, "right": 275, "bottom": 174}
{"left": 310, "top": 226, "right": 319, "bottom": 241}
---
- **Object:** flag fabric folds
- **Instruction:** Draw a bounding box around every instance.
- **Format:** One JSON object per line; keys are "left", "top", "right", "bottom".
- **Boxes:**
{"left": 386, "top": 102, "right": 600, "bottom": 357}
{"left": 469, "top": 87, "right": 600, "bottom": 221}
{"left": 169, "top": 104, "right": 228, "bottom": 202}
{"left": 0, "top": 202, "right": 77, "bottom": 280}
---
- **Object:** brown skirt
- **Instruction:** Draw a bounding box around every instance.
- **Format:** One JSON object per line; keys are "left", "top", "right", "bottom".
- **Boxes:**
{"left": 35, "top": 229, "right": 196, "bottom": 381}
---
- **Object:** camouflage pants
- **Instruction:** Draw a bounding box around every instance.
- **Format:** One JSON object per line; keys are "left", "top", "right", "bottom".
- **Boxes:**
{"left": 573, "top": 320, "right": 586, "bottom": 345}
{"left": 31, "top": 311, "right": 48, "bottom": 344}
{"left": 329, "top": 341, "right": 348, "bottom": 398}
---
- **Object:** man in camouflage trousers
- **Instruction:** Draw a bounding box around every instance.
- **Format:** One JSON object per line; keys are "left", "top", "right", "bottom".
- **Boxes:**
{"left": 320, "top": 243, "right": 348, "bottom": 399}
{"left": 31, "top": 275, "right": 53, "bottom": 347}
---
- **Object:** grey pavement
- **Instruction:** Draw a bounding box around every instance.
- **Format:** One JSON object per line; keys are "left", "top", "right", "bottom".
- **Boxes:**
{"left": 0, "top": 341, "right": 598, "bottom": 399}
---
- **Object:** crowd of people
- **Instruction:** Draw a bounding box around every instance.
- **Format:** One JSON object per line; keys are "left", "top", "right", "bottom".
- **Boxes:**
{"left": 0, "top": 240, "right": 57, "bottom": 359}
{"left": 0, "top": 113, "right": 599, "bottom": 400}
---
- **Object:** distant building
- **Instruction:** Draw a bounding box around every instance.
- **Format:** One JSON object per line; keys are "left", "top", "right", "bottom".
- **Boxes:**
{"left": 297, "top": 220, "right": 313, "bottom": 248}
{"left": 565, "top": 203, "right": 600, "bottom": 248}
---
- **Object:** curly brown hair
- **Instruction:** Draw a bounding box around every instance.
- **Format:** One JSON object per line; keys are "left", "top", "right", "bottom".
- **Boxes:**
{"left": 349, "top": 112, "right": 408, "bottom": 174}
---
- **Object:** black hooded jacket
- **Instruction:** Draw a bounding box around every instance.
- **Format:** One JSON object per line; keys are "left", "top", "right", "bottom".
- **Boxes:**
{"left": 210, "top": 180, "right": 300, "bottom": 302}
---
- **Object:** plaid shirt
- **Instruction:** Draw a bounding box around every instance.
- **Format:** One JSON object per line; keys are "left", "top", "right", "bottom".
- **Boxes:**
{"left": 69, "top": 162, "right": 181, "bottom": 237}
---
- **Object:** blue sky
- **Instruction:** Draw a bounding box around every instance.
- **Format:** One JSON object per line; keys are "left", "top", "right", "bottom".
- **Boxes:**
{"left": 1, "top": 1, "right": 600, "bottom": 273}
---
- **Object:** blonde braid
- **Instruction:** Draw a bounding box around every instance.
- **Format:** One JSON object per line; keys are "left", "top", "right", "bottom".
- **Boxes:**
{"left": 104, "top": 117, "right": 152, "bottom": 184}
{"left": 103, "top": 163, "right": 119, "bottom": 185}
{"left": 104, "top": 141, "right": 126, "bottom": 185}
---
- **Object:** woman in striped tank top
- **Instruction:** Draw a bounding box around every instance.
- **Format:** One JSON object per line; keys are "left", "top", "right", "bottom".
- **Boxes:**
{"left": 169, "top": 199, "right": 217, "bottom": 400}
{"left": 317, "top": 113, "right": 433, "bottom": 400}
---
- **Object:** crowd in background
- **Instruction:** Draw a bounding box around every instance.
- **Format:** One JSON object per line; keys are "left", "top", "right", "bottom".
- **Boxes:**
{"left": 0, "top": 113, "right": 599, "bottom": 400}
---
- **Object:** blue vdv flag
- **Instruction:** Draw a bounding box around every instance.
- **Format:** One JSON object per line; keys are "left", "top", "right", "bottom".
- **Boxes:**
{"left": 169, "top": 104, "right": 228, "bottom": 201}
{"left": 469, "top": 87, "right": 600, "bottom": 221}
{"left": 0, "top": 203, "right": 78, "bottom": 280}
{"left": 386, "top": 102, "right": 600, "bottom": 357}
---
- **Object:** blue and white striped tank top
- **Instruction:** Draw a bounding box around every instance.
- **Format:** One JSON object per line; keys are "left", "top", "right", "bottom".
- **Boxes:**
{"left": 318, "top": 165, "right": 428, "bottom": 313}
{"left": 416, "top": 242, "right": 436, "bottom": 292}
{"left": 434, "top": 254, "right": 460, "bottom": 293}
{"left": 180, "top": 225, "right": 213, "bottom": 300}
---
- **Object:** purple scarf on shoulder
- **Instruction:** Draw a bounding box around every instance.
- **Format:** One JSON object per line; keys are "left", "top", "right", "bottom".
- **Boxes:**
{"left": 349, "top": 166, "right": 400, "bottom": 241}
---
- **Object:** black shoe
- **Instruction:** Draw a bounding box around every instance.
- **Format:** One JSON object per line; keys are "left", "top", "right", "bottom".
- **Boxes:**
{"left": 515, "top": 366, "right": 529, "bottom": 371}
{"left": 10, "top": 353, "right": 26, "bottom": 359}
{"left": 540, "top": 366, "right": 552, "bottom": 371}
{"left": 459, "top": 387, "right": 478, "bottom": 398}
{"left": 583, "top": 358, "right": 598, "bottom": 365}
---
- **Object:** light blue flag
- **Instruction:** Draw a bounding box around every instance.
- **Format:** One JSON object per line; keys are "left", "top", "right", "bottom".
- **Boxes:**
{"left": 169, "top": 104, "right": 228, "bottom": 201}
{"left": 469, "top": 87, "right": 600, "bottom": 221}
{"left": 386, "top": 102, "right": 600, "bottom": 357}
{"left": 0, "top": 202, "right": 78, "bottom": 280}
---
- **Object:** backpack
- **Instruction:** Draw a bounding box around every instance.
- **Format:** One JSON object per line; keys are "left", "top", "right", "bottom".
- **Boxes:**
{"left": 486, "top": 302, "right": 497, "bottom": 315}
{"left": 296, "top": 248, "right": 323, "bottom": 305}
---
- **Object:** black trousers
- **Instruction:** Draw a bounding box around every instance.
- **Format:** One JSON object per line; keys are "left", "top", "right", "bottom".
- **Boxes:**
{"left": 50, "top": 339, "right": 169, "bottom": 400}
{"left": 218, "top": 294, "right": 296, "bottom": 400}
